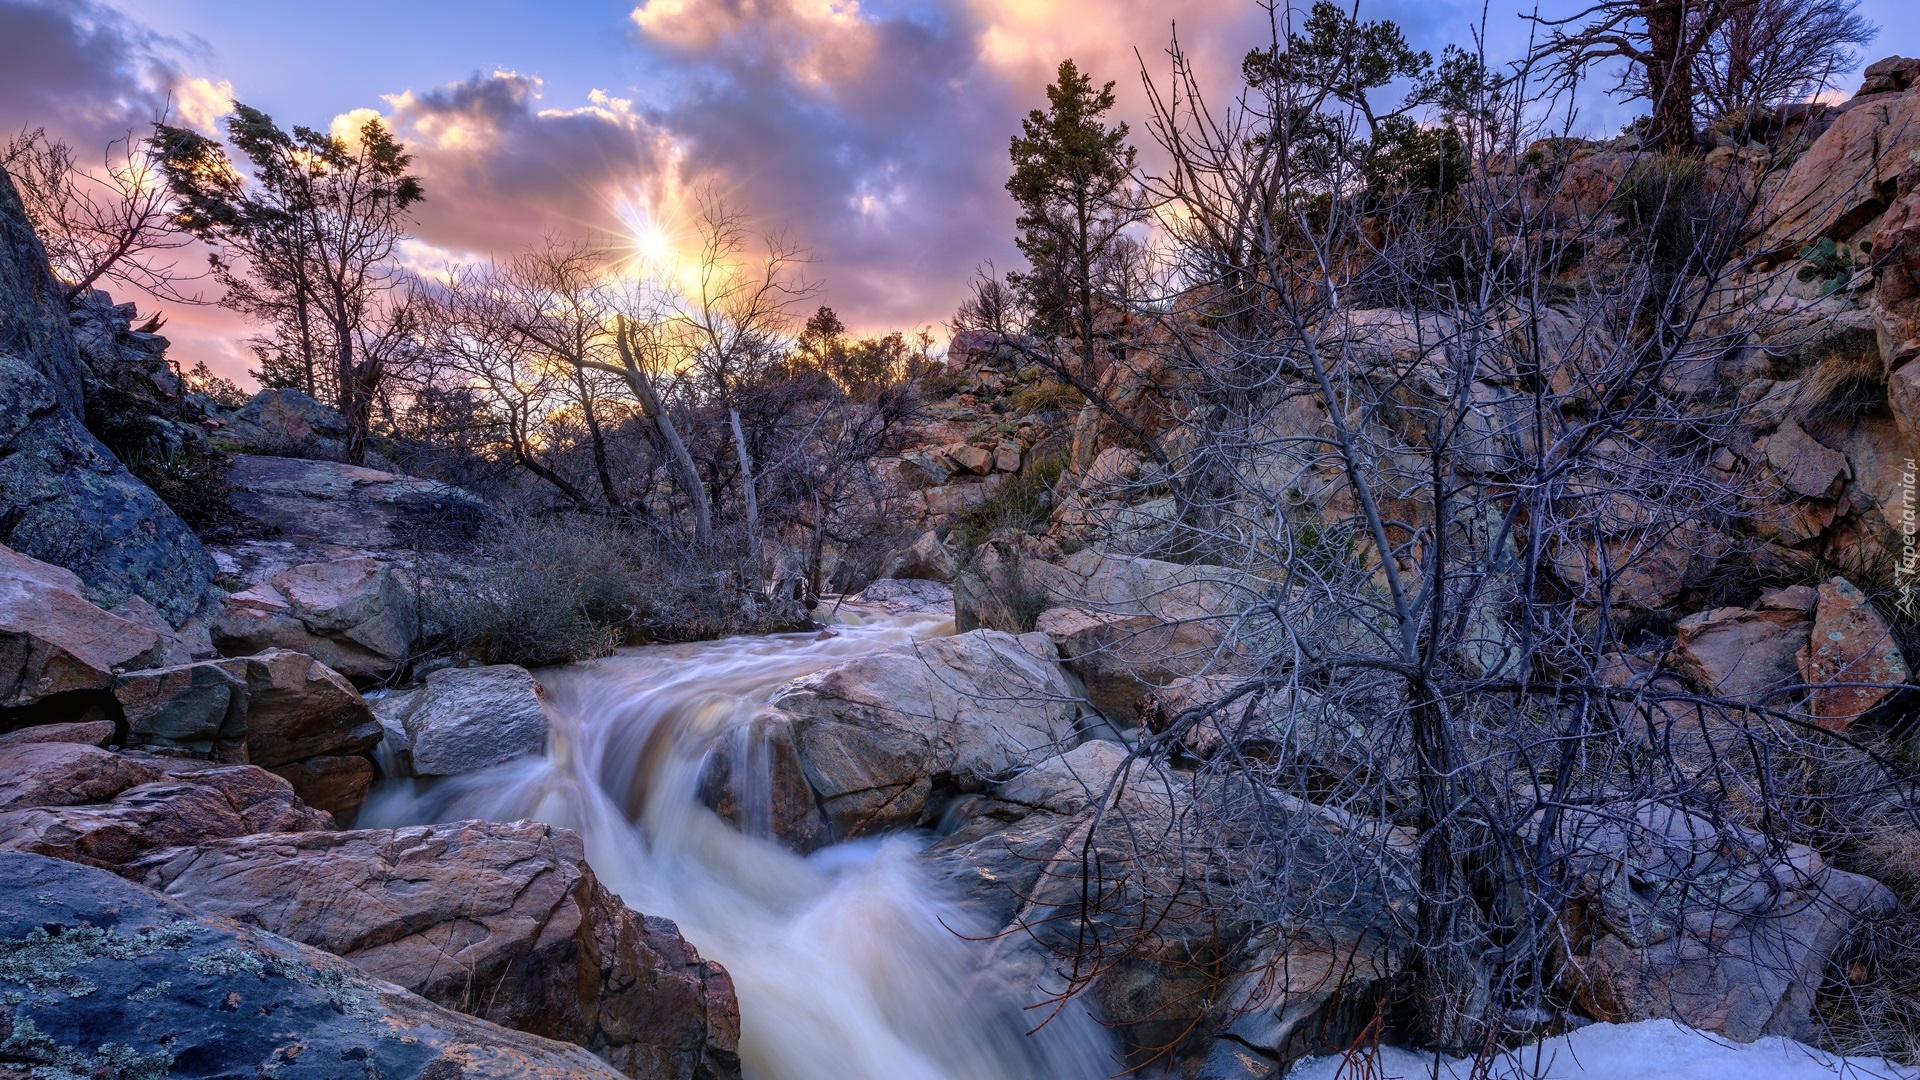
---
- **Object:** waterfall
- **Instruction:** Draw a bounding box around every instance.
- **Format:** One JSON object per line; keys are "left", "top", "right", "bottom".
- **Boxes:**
{"left": 362, "top": 607, "right": 1113, "bottom": 1080}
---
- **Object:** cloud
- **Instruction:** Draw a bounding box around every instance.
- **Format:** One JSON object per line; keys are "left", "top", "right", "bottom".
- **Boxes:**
{"left": 0, "top": 0, "right": 190, "bottom": 144}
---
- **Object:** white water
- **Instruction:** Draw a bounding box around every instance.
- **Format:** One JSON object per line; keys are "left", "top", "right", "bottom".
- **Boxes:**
{"left": 362, "top": 606, "right": 1113, "bottom": 1080}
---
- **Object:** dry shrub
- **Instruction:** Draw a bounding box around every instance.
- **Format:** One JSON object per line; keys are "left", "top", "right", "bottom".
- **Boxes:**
{"left": 426, "top": 515, "right": 643, "bottom": 667}
{"left": 1797, "top": 330, "right": 1886, "bottom": 425}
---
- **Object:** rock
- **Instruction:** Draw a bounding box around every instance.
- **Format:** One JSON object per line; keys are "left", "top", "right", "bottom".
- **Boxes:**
{"left": 1035, "top": 605, "right": 1217, "bottom": 723}
{"left": 697, "top": 713, "right": 830, "bottom": 852}
{"left": 0, "top": 543, "right": 164, "bottom": 708}
{"left": 1760, "top": 87, "right": 1920, "bottom": 259}
{"left": 953, "top": 443, "right": 993, "bottom": 474}
{"left": 116, "top": 649, "right": 381, "bottom": 772}
{"left": 1191, "top": 923, "right": 1397, "bottom": 1079}
{"left": 128, "top": 819, "right": 742, "bottom": 1080}
{"left": 0, "top": 166, "right": 86, "bottom": 411}
{"left": 1858, "top": 55, "right": 1920, "bottom": 96}
{"left": 1797, "top": 577, "right": 1910, "bottom": 729}
{"left": 994, "top": 441, "right": 1022, "bottom": 473}
{"left": 847, "top": 576, "right": 954, "bottom": 616}
{"left": 1763, "top": 421, "right": 1848, "bottom": 498}
{"left": 212, "top": 556, "right": 417, "bottom": 682}
{"left": 0, "top": 849, "right": 627, "bottom": 1079}
{"left": 1556, "top": 802, "right": 1898, "bottom": 1041}
{"left": 218, "top": 388, "right": 354, "bottom": 461}
{"left": 773, "top": 629, "right": 1086, "bottom": 837}
{"left": 0, "top": 742, "right": 161, "bottom": 810}
{"left": 0, "top": 718, "right": 113, "bottom": 748}
{"left": 878, "top": 529, "right": 957, "bottom": 583}
{"left": 924, "top": 480, "right": 992, "bottom": 517}
{"left": 0, "top": 751, "right": 332, "bottom": 869}
{"left": 384, "top": 664, "right": 552, "bottom": 777}
{"left": 1891, "top": 360, "right": 1920, "bottom": 447}
{"left": 1873, "top": 183, "right": 1920, "bottom": 364}
{"left": 269, "top": 754, "right": 376, "bottom": 827}
{"left": 224, "top": 453, "right": 489, "bottom": 549}
{"left": 1668, "top": 605, "right": 1811, "bottom": 705}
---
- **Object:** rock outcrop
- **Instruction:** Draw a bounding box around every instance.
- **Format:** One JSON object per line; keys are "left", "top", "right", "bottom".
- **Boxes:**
{"left": 0, "top": 171, "right": 214, "bottom": 624}
{"left": 1798, "top": 576, "right": 1910, "bottom": 729}
{"left": 225, "top": 453, "right": 489, "bottom": 549}
{"left": 130, "top": 819, "right": 743, "bottom": 1080}
{"left": 0, "top": 849, "right": 626, "bottom": 1079}
{"left": 218, "top": 387, "right": 355, "bottom": 461}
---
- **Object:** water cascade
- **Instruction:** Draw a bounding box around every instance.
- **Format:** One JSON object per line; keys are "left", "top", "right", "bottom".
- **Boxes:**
{"left": 364, "top": 606, "right": 1113, "bottom": 1080}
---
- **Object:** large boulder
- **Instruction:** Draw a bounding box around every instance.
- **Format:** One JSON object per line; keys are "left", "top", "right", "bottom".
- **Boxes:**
{"left": 225, "top": 453, "right": 489, "bottom": 549}
{"left": 0, "top": 744, "right": 331, "bottom": 869}
{"left": 213, "top": 556, "right": 418, "bottom": 681}
{"left": 380, "top": 663, "right": 552, "bottom": 777}
{"left": 0, "top": 542, "right": 163, "bottom": 710}
{"left": 1798, "top": 577, "right": 1910, "bottom": 729}
{"left": 218, "top": 387, "right": 354, "bottom": 461}
{"left": 0, "top": 849, "right": 626, "bottom": 1079}
{"left": 113, "top": 648, "right": 383, "bottom": 820}
{"left": 1667, "top": 604, "right": 1811, "bottom": 705}
{"left": 772, "top": 629, "right": 1087, "bottom": 838}
{"left": 1555, "top": 802, "right": 1898, "bottom": 1041}
{"left": 130, "top": 820, "right": 742, "bottom": 1080}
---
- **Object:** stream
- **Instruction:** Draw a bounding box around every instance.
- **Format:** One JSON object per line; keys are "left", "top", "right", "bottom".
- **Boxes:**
{"left": 362, "top": 604, "right": 1113, "bottom": 1080}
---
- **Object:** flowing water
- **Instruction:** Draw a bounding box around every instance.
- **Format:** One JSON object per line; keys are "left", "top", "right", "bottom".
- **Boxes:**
{"left": 363, "top": 605, "right": 1113, "bottom": 1080}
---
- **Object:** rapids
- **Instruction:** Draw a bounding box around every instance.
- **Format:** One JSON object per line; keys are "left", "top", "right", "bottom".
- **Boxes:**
{"left": 362, "top": 605, "right": 1114, "bottom": 1080}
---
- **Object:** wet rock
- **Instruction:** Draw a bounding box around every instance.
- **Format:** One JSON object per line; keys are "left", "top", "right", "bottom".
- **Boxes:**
{"left": 130, "top": 819, "right": 742, "bottom": 1080}
{"left": 697, "top": 713, "right": 831, "bottom": 853}
{"left": 774, "top": 629, "right": 1086, "bottom": 837}
{"left": 0, "top": 543, "right": 164, "bottom": 708}
{"left": 1798, "top": 577, "right": 1910, "bottom": 730}
{"left": 224, "top": 453, "right": 488, "bottom": 549}
{"left": 1555, "top": 802, "right": 1898, "bottom": 1041}
{"left": 218, "top": 387, "right": 353, "bottom": 461}
{"left": 0, "top": 849, "right": 627, "bottom": 1080}
{"left": 0, "top": 751, "right": 332, "bottom": 869}
{"left": 384, "top": 664, "right": 551, "bottom": 777}
{"left": 212, "top": 556, "right": 417, "bottom": 682}
{"left": 1668, "top": 605, "right": 1811, "bottom": 705}
{"left": 1190, "top": 923, "right": 1398, "bottom": 1079}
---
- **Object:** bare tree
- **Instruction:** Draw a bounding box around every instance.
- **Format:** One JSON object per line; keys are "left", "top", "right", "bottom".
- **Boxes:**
{"left": 1691, "top": 0, "right": 1877, "bottom": 128}
{"left": 971, "top": 11, "right": 1916, "bottom": 1066}
{"left": 1531, "top": 0, "right": 1744, "bottom": 151}
{"left": 2, "top": 126, "right": 200, "bottom": 302}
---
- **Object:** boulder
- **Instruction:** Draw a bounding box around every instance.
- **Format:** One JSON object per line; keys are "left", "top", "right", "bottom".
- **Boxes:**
{"left": 212, "top": 556, "right": 417, "bottom": 681}
{"left": 1858, "top": 55, "right": 1920, "bottom": 96}
{"left": 233, "top": 648, "right": 383, "bottom": 767}
{"left": 1763, "top": 421, "right": 1849, "bottom": 499}
{"left": 0, "top": 543, "right": 164, "bottom": 708}
{"left": 0, "top": 849, "right": 627, "bottom": 1079}
{"left": 846, "top": 576, "right": 954, "bottom": 616}
{"left": 224, "top": 453, "right": 489, "bottom": 549}
{"left": 114, "top": 655, "right": 250, "bottom": 759}
{"left": 1797, "top": 577, "right": 1910, "bottom": 729}
{"left": 773, "top": 629, "right": 1086, "bottom": 837}
{"left": 384, "top": 664, "right": 552, "bottom": 777}
{"left": 0, "top": 718, "right": 113, "bottom": 748}
{"left": 269, "top": 754, "right": 376, "bottom": 827}
{"left": 1556, "top": 802, "right": 1898, "bottom": 1041}
{"left": 878, "top": 530, "right": 957, "bottom": 583}
{"left": 218, "top": 387, "right": 353, "bottom": 461}
{"left": 1668, "top": 605, "right": 1811, "bottom": 705}
{"left": 1190, "top": 923, "right": 1397, "bottom": 1079}
{"left": 697, "top": 713, "right": 830, "bottom": 852}
{"left": 129, "top": 820, "right": 742, "bottom": 1080}
{"left": 1035, "top": 605, "right": 1222, "bottom": 723}
{"left": 0, "top": 749, "right": 332, "bottom": 869}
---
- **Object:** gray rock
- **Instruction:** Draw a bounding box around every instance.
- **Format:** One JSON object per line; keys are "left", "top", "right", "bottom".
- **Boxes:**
{"left": 0, "top": 166, "right": 85, "bottom": 412}
{"left": 219, "top": 387, "right": 354, "bottom": 461}
{"left": 385, "top": 664, "right": 552, "bottom": 777}
{"left": 114, "top": 649, "right": 381, "bottom": 769}
{"left": 0, "top": 849, "right": 627, "bottom": 1079}
{"left": 224, "top": 454, "right": 489, "bottom": 549}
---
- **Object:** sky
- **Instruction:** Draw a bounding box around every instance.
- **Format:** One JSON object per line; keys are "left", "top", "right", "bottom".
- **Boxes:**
{"left": 1, "top": 0, "right": 1914, "bottom": 387}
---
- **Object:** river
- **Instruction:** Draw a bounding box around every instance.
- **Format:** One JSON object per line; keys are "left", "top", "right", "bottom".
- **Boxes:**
{"left": 363, "top": 603, "right": 1114, "bottom": 1080}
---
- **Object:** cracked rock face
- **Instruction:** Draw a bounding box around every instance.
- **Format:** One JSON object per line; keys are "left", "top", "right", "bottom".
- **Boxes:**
{"left": 0, "top": 848, "right": 626, "bottom": 1079}
{"left": 128, "top": 819, "right": 743, "bottom": 1080}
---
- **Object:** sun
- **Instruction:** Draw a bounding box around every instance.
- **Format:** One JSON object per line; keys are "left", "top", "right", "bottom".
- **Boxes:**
{"left": 610, "top": 192, "right": 695, "bottom": 285}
